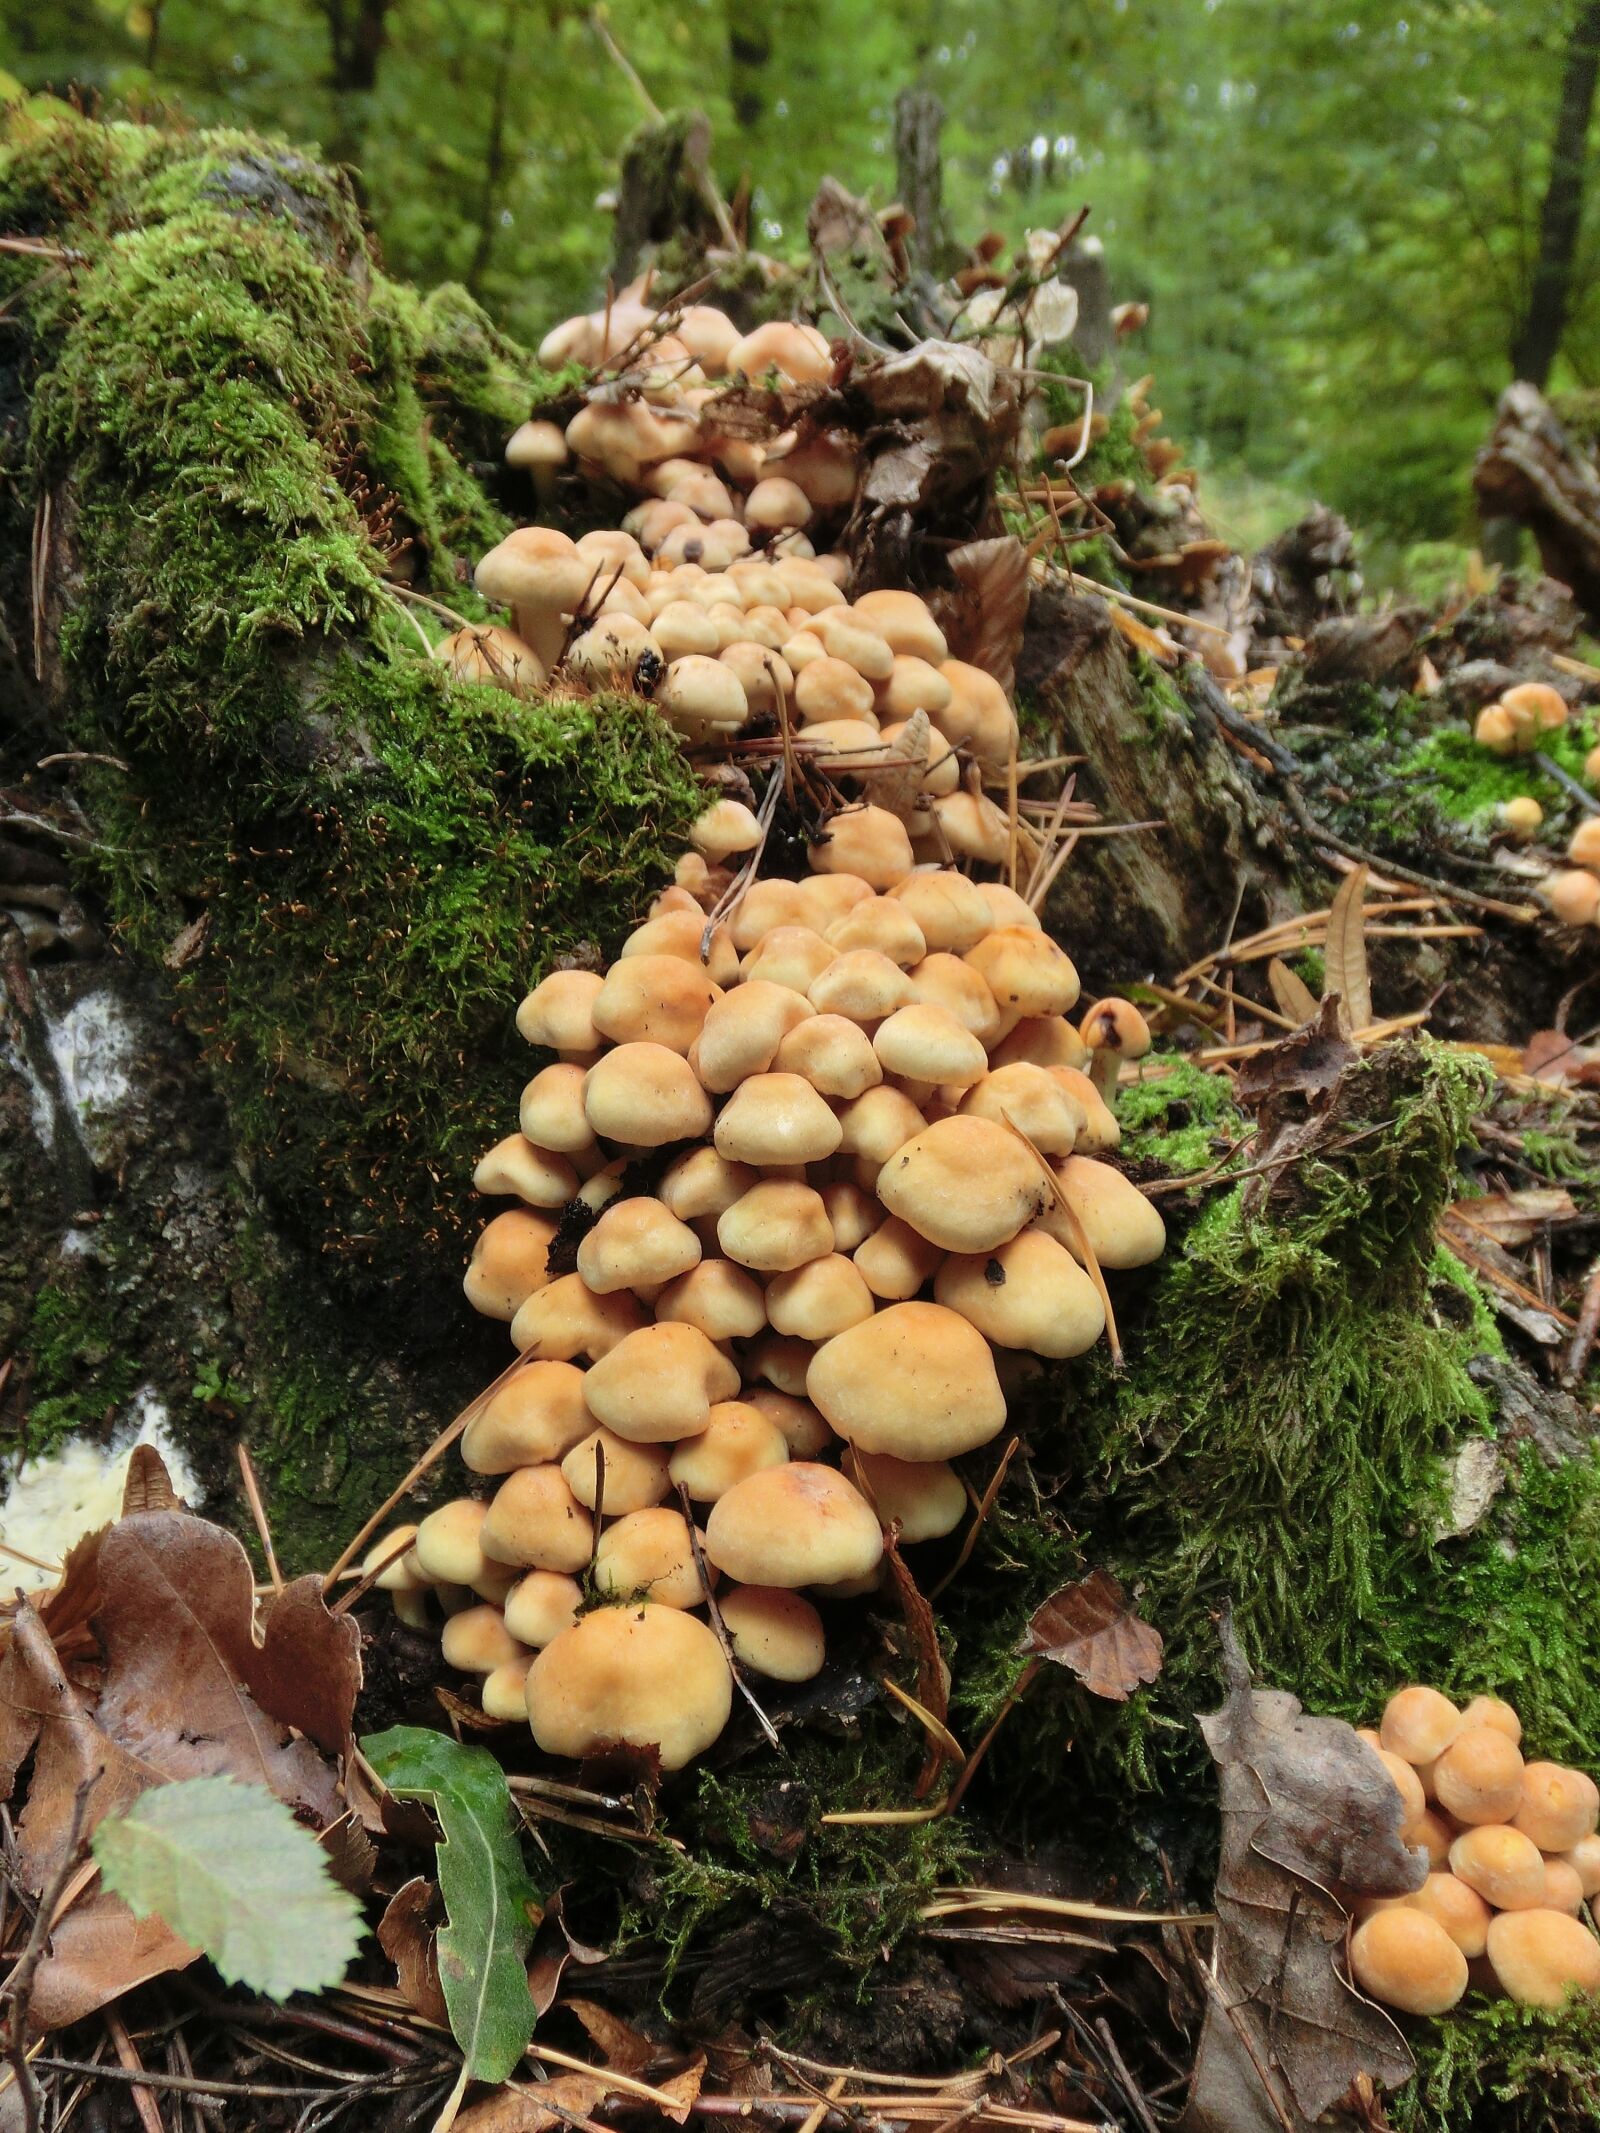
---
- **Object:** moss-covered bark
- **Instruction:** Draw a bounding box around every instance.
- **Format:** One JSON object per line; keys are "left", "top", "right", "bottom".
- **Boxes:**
{"left": 0, "top": 106, "right": 701, "bottom": 1556}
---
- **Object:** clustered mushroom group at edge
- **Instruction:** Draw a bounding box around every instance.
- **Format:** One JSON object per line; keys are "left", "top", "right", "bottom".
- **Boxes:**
{"left": 1347, "top": 1686, "right": 1600, "bottom": 2015}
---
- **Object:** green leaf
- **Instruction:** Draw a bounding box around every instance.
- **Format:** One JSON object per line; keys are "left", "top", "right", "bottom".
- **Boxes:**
{"left": 361, "top": 1724, "right": 539, "bottom": 2082}
{"left": 91, "top": 1776, "right": 365, "bottom": 2001}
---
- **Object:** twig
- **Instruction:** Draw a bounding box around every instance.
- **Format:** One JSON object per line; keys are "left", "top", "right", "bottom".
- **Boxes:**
{"left": 4, "top": 1774, "right": 97, "bottom": 2133}
{"left": 235, "top": 1444, "right": 282, "bottom": 1594}
{"left": 1281, "top": 784, "right": 1540, "bottom": 925}
{"left": 676, "top": 1483, "right": 780, "bottom": 1750}
{"left": 35, "top": 752, "right": 130, "bottom": 774}
{"left": 384, "top": 582, "right": 479, "bottom": 632}
{"left": 24, "top": 2059, "right": 432, "bottom": 2100}
{"left": 376, "top": 583, "right": 437, "bottom": 659}
{"left": 105, "top": 2007, "right": 164, "bottom": 2133}
{"left": 929, "top": 1438, "right": 1019, "bottom": 1601}
{"left": 1093, "top": 579, "right": 1232, "bottom": 640}
{"left": 1535, "top": 750, "right": 1600, "bottom": 816}
{"left": 330, "top": 1528, "right": 416, "bottom": 1619}
{"left": 999, "top": 1113, "right": 1121, "bottom": 1368}
{"left": 1563, "top": 1259, "right": 1600, "bottom": 1387}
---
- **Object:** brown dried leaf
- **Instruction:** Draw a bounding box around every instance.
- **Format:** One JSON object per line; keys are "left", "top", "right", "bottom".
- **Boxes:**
{"left": 457, "top": 2072, "right": 608, "bottom": 2133}
{"left": 565, "top": 1998, "right": 655, "bottom": 2075}
{"left": 1446, "top": 1187, "right": 1579, "bottom": 1248}
{"left": 941, "top": 536, "right": 1030, "bottom": 697}
{"left": 1234, "top": 997, "right": 1356, "bottom": 1122}
{"left": 861, "top": 707, "right": 930, "bottom": 825}
{"left": 1106, "top": 603, "right": 1180, "bottom": 666}
{"left": 24, "top": 1895, "right": 197, "bottom": 2036}
{"left": 378, "top": 1876, "right": 451, "bottom": 2028}
{"left": 1019, "top": 1569, "right": 1163, "bottom": 1702}
{"left": 1181, "top": 1613, "right": 1423, "bottom": 2133}
{"left": 880, "top": 1528, "right": 952, "bottom": 1796}
{"left": 318, "top": 1809, "right": 377, "bottom": 1893}
{"left": 1522, "top": 1028, "right": 1600, "bottom": 1085}
{"left": 1266, "top": 957, "right": 1321, "bottom": 1029}
{"left": 121, "top": 1445, "right": 180, "bottom": 1517}
{"left": 1323, "top": 864, "right": 1371, "bottom": 1038}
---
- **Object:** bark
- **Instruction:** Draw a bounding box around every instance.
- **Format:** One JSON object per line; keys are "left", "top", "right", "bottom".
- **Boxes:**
{"left": 892, "top": 85, "right": 950, "bottom": 276}
{"left": 1512, "top": 0, "right": 1600, "bottom": 388}
{"left": 726, "top": 0, "right": 773, "bottom": 133}
{"left": 1474, "top": 380, "right": 1600, "bottom": 619}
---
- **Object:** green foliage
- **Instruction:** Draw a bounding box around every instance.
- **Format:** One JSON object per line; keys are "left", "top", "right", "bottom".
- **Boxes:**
{"left": 1397, "top": 1993, "right": 1600, "bottom": 2133}
{"left": 362, "top": 1726, "right": 540, "bottom": 2080}
{"left": 1114, "top": 1053, "right": 1246, "bottom": 1175}
{"left": 92, "top": 1776, "right": 365, "bottom": 1998}
{"left": 1399, "top": 721, "right": 1600, "bottom": 830}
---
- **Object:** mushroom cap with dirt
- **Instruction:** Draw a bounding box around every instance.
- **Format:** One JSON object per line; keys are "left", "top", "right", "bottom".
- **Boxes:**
{"left": 525, "top": 1602, "right": 733, "bottom": 1770}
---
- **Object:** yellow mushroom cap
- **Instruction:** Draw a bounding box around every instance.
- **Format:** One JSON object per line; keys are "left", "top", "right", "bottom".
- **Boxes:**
{"left": 705, "top": 1463, "right": 883, "bottom": 1588}
{"left": 669, "top": 1402, "right": 791, "bottom": 1501}
{"left": 1460, "top": 1694, "right": 1522, "bottom": 1744}
{"left": 908, "top": 953, "right": 1003, "bottom": 1044}
{"left": 990, "top": 1016, "right": 1090, "bottom": 1073}
{"left": 510, "top": 1272, "right": 647, "bottom": 1361}
{"left": 1475, "top": 702, "right": 1520, "bottom": 756}
{"left": 1368, "top": 1747, "right": 1428, "bottom": 1839}
{"left": 743, "top": 1385, "right": 837, "bottom": 1457}
{"left": 1349, "top": 1908, "right": 1468, "bottom": 2016}
{"left": 584, "top": 1042, "right": 713, "bottom": 1146}
{"left": 1571, "top": 818, "right": 1600, "bottom": 870}
{"left": 1412, "top": 1808, "right": 1454, "bottom": 1870}
{"left": 691, "top": 798, "right": 763, "bottom": 862}
{"left": 713, "top": 1072, "right": 845, "bottom": 1166}
{"left": 959, "top": 1063, "right": 1083, "bottom": 1153}
{"left": 658, "top": 1145, "right": 759, "bottom": 1222}
{"left": 878, "top": 1115, "right": 1051, "bottom": 1254}
{"left": 892, "top": 870, "right": 992, "bottom": 953}
{"left": 1079, "top": 995, "right": 1152, "bottom": 1066}
{"left": 808, "top": 806, "right": 915, "bottom": 891}
{"left": 729, "top": 878, "right": 808, "bottom": 950}
{"left": 808, "top": 948, "right": 918, "bottom": 1023}
{"left": 1042, "top": 1156, "right": 1167, "bottom": 1270}
{"left": 473, "top": 1134, "right": 579, "bottom": 1208}
{"left": 363, "top": 1525, "right": 423, "bottom": 1592}
{"left": 1545, "top": 869, "right": 1600, "bottom": 926}
{"left": 974, "top": 882, "right": 1043, "bottom": 932}
{"left": 654, "top": 1257, "right": 768, "bottom": 1341}
{"left": 1485, "top": 1908, "right": 1600, "bottom": 2008}
{"left": 480, "top": 1656, "right": 533, "bottom": 1721}
{"left": 794, "top": 656, "right": 876, "bottom": 725}
{"left": 412, "top": 1499, "right": 490, "bottom": 1586}
{"left": 729, "top": 320, "right": 832, "bottom": 385}
{"left": 592, "top": 955, "right": 721, "bottom": 1056}
{"left": 1545, "top": 1859, "right": 1586, "bottom": 1915}
{"left": 576, "top": 1197, "right": 702, "bottom": 1293}
{"left": 851, "top": 589, "right": 949, "bottom": 663}
{"left": 520, "top": 1062, "right": 598, "bottom": 1153}
{"left": 1503, "top": 681, "right": 1569, "bottom": 732}
{"left": 845, "top": 1449, "right": 966, "bottom": 1541}
{"left": 526, "top": 1603, "right": 732, "bottom": 1770}
{"left": 775, "top": 1014, "right": 884, "bottom": 1099}
{"left": 741, "top": 924, "right": 840, "bottom": 995}
{"left": 594, "top": 1506, "right": 707, "bottom": 1609}
{"left": 808, "top": 1300, "right": 1006, "bottom": 1458}
{"left": 1448, "top": 1823, "right": 1548, "bottom": 1910}
{"left": 696, "top": 983, "right": 816, "bottom": 1093}
{"left": 1513, "top": 1762, "right": 1600, "bottom": 1851}
{"left": 825, "top": 896, "right": 928, "bottom": 968}
{"left": 581, "top": 1322, "right": 741, "bottom": 1443}
{"left": 717, "top": 1180, "right": 835, "bottom": 1271}
{"left": 462, "top": 1361, "right": 592, "bottom": 1474}
{"left": 515, "top": 968, "right": 605, "bottom": 1054}
{"left": 480, "top": 1465, "right": 593, "bottom": 1573}
{"left": 1563, "top": 1834, "right": 1600, "bottom": 1899}
{"left": 935, "top": 1228, "right": 1106, "bottom": 1359}
{"left": 1402, "top": 1872, "right": 1493, "bottom": 1958}
{"left": 1380, "top": 1685, "right": 1466, "bottom": 1764}
{"left": 873, "top": 1003, "right": 989, "bottom": 1090}
{"left": 966, "top": 927, "right": 1081, "bottom": 1018}
{"left": 932, "top": 789, "right": 1011, "bottom": 863}
{"left": 820, "top": 1180, "right": 881, "bottom": 1254}
{"left": 1432, "top": 1727, "right": 1526, "bottom": 1825}
{"left": 621, "top": 909, "right": 738, "bottom": 986}
{"left": 560, "top": 1427, "right": 672, "bottom": 1513}
{"left": 502, "top": 1570, "right": 583, "bottom": 1647}
{"left": 854, "top": 1215, "right": 945, "bottom": 1300}
{"left": 441, "top": 1603, "right": 525, "bottom": 1675}
{"left": 765, "top": 1253, "right": 877, "bottom": 1340}
{"left": 463, "top": 1209, "right": 558, "bottom": 1321}
{"left": 718, "top": 1585, "right": 827, "bottom": 1681}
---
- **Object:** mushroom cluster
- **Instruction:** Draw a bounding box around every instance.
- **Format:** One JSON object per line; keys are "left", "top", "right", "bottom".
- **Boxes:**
{"left": 1346, "top": 1685, "right": 1600, "bottom": 2016}
{"left": 1473, "top": 681, "right": 1570, "bottom": 760}
{"left": 368, "top": 837, "right": 1165, "bottom": 1771}
{"left": 1545, "top": 811, "right": 1600, "bottom": 929}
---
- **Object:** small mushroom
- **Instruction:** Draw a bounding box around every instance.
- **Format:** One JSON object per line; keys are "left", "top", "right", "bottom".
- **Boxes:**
{"left": 1512, "top": 1762, "right": 1600, "bottom": 1851}
{"left": 705, "top": 1463, "right": 883, "bottom": 1588}
{"left": 718, "top": 1586, "right": 826, "bottom": 1680}
{"left": 526, "top": 1603, "right": 733, "bottom": 1769}
{"left": 582, "top": 1322, "right": 741, "bottom": 1443}
{"left": 1485, "top": 1908, "right": 1600, "bottom": 2007}
{"left": 669, "top": 1402, "right": 791, "bottom": 1501}
{"left": 1349, "top": 1908, "right": 1468, "bottom": 2015}
{"left": 807, "top": 1300, "right": 1006, "bottom": 1459}
{"left": 462, "top": 1361, "right": 592, "bottom": 1473}
{"left": 877, "top": 1116, "right": 1051, "bottom": 1254}
{"left": 480, "top": 1465, "right": 593, "bottom": 1573}
{"left": 1432, "top": 1726, "right": 1525, "bottom": 1826}
{"left": 594, "top": 1506, "right": 707, "bottom": 1608}
{"left": 505, "top": 419, "right": 569, "bottom": 504}
{"left": 1078, "top": 997, "right": 1152, "bottom": 1106}
{"left": 1448, "top": 1823, "right": 1548, "bottom": 1910}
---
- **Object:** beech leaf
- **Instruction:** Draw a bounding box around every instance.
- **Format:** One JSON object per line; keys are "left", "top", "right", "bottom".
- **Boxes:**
{"left": 363, "top": 1725, "right": 541, "bottom": 2082}
{"left": 1323, "top": 864, "right": 1371, "bottom": 1038}
{"left": 1266, "top": 956, "right": 1321, "bottom": 1029}
{"left": 92, "top": 1775, "right": 364, "bottom": 2000}
{"left": 1018, "top": 1569, "right": 1164, "bottom": 1701}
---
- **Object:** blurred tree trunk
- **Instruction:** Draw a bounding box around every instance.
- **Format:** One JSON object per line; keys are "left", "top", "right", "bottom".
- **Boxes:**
{"left": 467, "top": 0, "right": 522, "bottom": 294}
{"left": 893, "top": 85, "right": 950, "bottom": 275}
{"left": 321, "top": 0, "right": 394, "bottom": 170}
{"left": 1512, "top": 0, "right": 1600, "bottom": 387}
{"left": 726, "top": 0, "right": 772, "bottom": 132}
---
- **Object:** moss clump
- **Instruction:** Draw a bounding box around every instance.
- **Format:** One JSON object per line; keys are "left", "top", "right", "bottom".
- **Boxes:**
{"left": 1115, "top": 1053, "right": 1246, "bottom": 1175}
{"left": 1397, "top": 1994, "right": 1600, "bottom": 2133}
{"left": 1399, "top": 722, "right": 1599, "bottom": 829}
{"left": 2, "top": 107, "right": 702, "bottom": 1283}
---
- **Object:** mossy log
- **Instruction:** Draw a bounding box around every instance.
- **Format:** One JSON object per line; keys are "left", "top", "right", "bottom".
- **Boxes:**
{"left": 4, "top": 111, "right": 1600, "bottom": 2126}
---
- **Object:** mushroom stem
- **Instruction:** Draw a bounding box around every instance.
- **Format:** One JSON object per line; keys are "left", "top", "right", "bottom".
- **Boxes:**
{"left": 1087, "top": 1048, "right": 1121, "bottom": 1106}
{"left": 514, "top": 600, "right": 571, "bottom": 676}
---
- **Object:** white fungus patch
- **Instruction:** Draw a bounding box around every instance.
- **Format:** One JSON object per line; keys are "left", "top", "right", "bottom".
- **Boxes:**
{"left": 41, "top": 988, "right": 141, "bottom": 1164}
{"left": 0, "top": 1389, "right": 203, "bottom": 1594}
{"left": 0, "top": 1027, "right": 55, "bottom": 1147}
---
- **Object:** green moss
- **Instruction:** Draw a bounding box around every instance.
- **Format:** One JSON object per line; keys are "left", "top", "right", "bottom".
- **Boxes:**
{"left": 1033, "top": 354, "right": 1151, "bottom": 491}
{"left": 3, "top": 108, "right": 702, "bottom": 1279}
{"left": 22, "top": 1276, "right": 144, "bottom": 1460}
{"left": 1115, "top": 1053, "right": 1246, "bottom": 1175}
{"left": 1399, "top": 722, "right": 1599, "bottom": 830}
{"left": 1398, "top": 1984, "right": 1600, "bottom": 2132}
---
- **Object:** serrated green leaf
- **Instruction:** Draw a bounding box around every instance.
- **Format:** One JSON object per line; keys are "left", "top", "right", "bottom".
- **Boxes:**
{"left": 91, "top": 1776, "right": 364, "bottom": 2001}
{"left": 361, "top": 1724, "right": 539, "bottom": 2082}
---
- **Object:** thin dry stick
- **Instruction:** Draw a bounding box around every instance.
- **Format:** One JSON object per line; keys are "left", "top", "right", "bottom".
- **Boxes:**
{"left": 330, "top": 1527, "right": 417, "bottom": 1620}
{"left": 701, "top": 764, "right": 784, "bottom": 959}
{"left": 1027, "top": 830, "right": 1082, "bottom": 914}
{"left": 676, "top": 1483, "right": 780, "bottom": 1750}
{"left": 322, "top": 1348, "right": 534, "bottom": 1589}
{"left": 1563, "top": 1259, "right": 1600, "bottom": 1387}
{"left": 1005, "top": 740, "right": 1020, "bottom": 892}
{"left": 376, "top": 583, "right": 436, "bottom": 658}
{"left": 4, "top": 1775, "right": 96, "bottom": 2133}
{"left": 0, "top": 1540, "right": 61, "bottom": 1579}
{"left": 999, "top": 1113, "right": 1121, "bottom": 1367}
{"left": 941, "top": 1659, "right": 1039, "bottom": 1817}
{"left": 880, "top": 1677, "right": 965, "bottom": 1766}
{"left": 529, "top": 2042, "right": 698, "bottom": 2111}
{"left": 929, "top": 1437, "right": 1019, "bottom": 1602}
{"left": 1093, "top": 580, "right": 1231, "bottom": 639}
{"left": 794, "top": 2073, "right": 848, "bottom": 2133}
{"left": 1023, "top": 775, "right": 1078, "bottom": 904}
{"left": 235, "top": 1445, "right": 282, "bottom": 1595}
{"left": 104, "top": 2008, "right": 164, "bottom": 2133}
{"left": 385, "top": 582, "right": 480, "bottom": 632}
{"left": 921, "top": 1888, "right": 1213, "bottom": 1927}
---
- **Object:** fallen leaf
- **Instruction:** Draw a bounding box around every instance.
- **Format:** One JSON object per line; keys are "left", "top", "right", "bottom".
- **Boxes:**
{"left": 1323, "top": 864, "right": 1371, "bottom": 1038}
{"left": 1019, "top": 1569, "right": 1164, "bottom": 1701}
{"left": 457, "top": 2072, "right": 608, "bottom": 2133}
{"left": 1234, "top": 996, "right": 1356, "bottom": 1122}
{"left": 860, "top": 707, "right": 930, "bottom": 825}
{"left": 120, "top": 1445, "right": 180, "bottom": 1516}
{"left": 565, "top": 1998, "right": 655, "bottom": 2075}
{"left": 1266, "top": 957, "right": 1321, "bottom": 1029}
{"left": 24, "top": 1897, "right": 196, "bottom": 2036}
{"left": 881, "top": 1528, "right": 953, "bottom": 1797}
{"left": 1445, "top": 1187, "right": 1578, "bottom": 1248}
{"left": 1522, "top": 1028, "right": 1600, "bottom": 1085}
{"left": 1181, "top": 1612, "right": 1424, "bottom": 2133}
{"left": 1106, "top": 603, "right": 1180, "bottom": 665}
{"left": 940, "top": 537, "right": 1031, "bottom": 697}
{"left": 378, "top": 1876, "right": 451, "bottom": 2027}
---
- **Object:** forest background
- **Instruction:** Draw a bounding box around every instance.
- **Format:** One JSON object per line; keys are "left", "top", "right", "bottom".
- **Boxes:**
{"left": 5, "top": 0, "right": 1599, "bottom": 587}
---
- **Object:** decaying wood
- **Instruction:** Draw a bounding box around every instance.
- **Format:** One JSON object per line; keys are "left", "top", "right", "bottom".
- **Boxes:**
{"left": 1474, "top": 382, "right": 1600, "bottom": 620}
